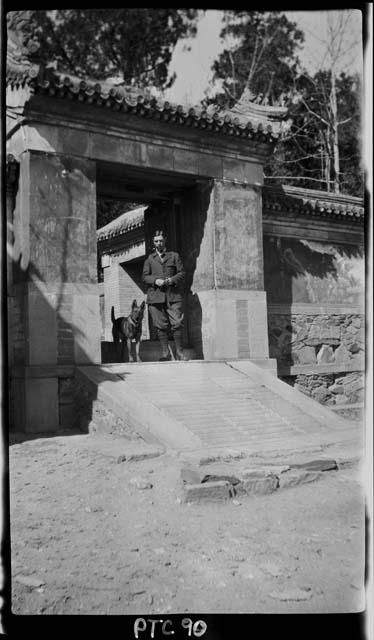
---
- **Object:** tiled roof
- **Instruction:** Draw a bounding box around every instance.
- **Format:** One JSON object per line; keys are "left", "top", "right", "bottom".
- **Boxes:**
{"left": 96, "top": 188, "right": 364, "bottom": 244}
{"left": 97, "top": 206, "right": 146, "bottom": 241}
{"left": 263, "top": 185, "right": 364, "bottom": 223}
{"left": 7, "top": 61, "right": 287, "bottom": 142}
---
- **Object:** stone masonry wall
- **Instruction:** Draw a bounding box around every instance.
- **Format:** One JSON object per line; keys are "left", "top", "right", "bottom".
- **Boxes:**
{"left": 270, "top": 313, "right": 365, "bottom": 409}
{"left": 268, "top": 313, "right": 364, "bottom": 367}
{"left": 283, "top": 371, "right": 365, "bottom": 407}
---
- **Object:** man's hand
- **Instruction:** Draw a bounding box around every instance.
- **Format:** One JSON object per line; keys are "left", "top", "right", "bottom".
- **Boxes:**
{"left": 155, "top": 278, "right": 165, "bottom": 287}
{"left": 164, "top": 277, "right": 172, "bottom": 286}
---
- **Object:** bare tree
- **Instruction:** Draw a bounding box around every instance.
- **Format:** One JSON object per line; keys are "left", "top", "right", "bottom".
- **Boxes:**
{"left": 294, "top": 10, "right": 361, "bottom": 193}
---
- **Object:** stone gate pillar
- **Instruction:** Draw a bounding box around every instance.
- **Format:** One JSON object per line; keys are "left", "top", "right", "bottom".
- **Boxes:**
{"left": 189, "top": 177, "right": 273, "bottom": 365}
{"left": 9, "top": 151, "right": 100, "bottom": 431}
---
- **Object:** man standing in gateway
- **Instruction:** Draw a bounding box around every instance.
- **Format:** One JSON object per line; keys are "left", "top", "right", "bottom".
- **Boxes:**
{"left": 142, "top": 229, "right": 189, "bottom": 361}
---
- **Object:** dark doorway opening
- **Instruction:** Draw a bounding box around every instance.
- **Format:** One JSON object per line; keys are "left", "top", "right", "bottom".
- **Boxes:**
{"left": 96, "top": 161, "right": 210, "bottom": 362}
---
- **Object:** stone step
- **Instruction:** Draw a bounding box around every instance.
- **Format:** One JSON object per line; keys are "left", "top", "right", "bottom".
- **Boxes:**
{"left": 76, "top": 361, "right": 362, "bottom": 464}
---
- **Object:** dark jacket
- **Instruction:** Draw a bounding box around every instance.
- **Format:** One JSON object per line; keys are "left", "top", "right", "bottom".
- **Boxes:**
{"left": 142, "top": 250, "right": 185, "bottom": 304}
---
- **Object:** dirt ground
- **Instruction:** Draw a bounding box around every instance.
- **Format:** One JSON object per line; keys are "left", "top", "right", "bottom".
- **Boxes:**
{"left": 7, "top": 430, "right": 366, "bottom": 618}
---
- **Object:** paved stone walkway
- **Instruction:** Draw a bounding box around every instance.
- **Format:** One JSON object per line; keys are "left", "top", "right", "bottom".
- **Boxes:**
{"left": 84, "top": 360, "right": 362, "bottom": 458}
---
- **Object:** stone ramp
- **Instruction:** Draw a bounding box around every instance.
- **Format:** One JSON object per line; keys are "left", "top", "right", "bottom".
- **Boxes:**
{"left": 77, "top": 361, "right": 362, "bottom": 459}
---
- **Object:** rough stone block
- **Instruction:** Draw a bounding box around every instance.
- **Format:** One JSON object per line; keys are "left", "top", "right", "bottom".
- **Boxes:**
{"left": 333, "top": 344, "right": 352, "bottom": 364}
{"left": 279, "top": 470, "right": 322, "bottom": 489}
{"left": 354, "top": 389, "right": 365, "bottom": 402}
{"left": 349, "top": 378, "right": 364, "bottom": 393}
{"left": 238, "top": 473, "right": 279, "bottom": 496}
{"left": 305, "top": 325, "right": 321, "bottom": 346}
{"left": 183, "top": 481, "right": 232, "bottom": 503}
{"left": 290, "top": 459, "right": 338, "bottom": 472}
{"left": 346, "top": 323, "right": 358, "bottom": 334}
{"left": 341, "top": 372, "right": 358, "bottom": 384}
{"left": 347, "top": 342, "right": 361, "bottom": 354}
{"left": 312, "top": 385, "right": 331, "bottom": 403}
{"left": 316, "top": 344, "right": 334, "bottom": 364}
{"left": 329, "top": 382, "right": 345, "bottom": 394}
{"left": 294, "top": 384, "right": 312, "bottom": 396}
{"left": 293, "top": 346, "right": 316, "bottom": 364}
{"left": 305, "top": 323, "right": 340, "bottom": 347}
{"left": 322, "top": 325, "right": 341, "bottom": 341}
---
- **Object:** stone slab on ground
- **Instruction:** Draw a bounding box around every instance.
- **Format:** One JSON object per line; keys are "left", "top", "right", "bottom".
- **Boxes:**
{"left": 290, "top": 459, "right": 338, "bottom": 472}
{"left": 179, "top": 441, "right": 361, "bottom": 470}
{"left": 179, "top": 457, "right": 340, "bottom": 502}
{"left": 183, "top": 481, "right": 233, "bottom": 503}
{"left": 237, "top": 474, "right": 279, "bottom": 496}
{"left": 63, "top": 433, "right": 165, "bottom": 462}
{"left": 279, "top": 470, "right": 323, "bottom": 489}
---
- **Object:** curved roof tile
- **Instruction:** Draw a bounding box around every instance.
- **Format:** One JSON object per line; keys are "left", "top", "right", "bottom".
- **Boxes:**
{"left": 97, "top": 206, "right": 146, "bottom": 241}
{"left": 7, "top": 64, "right": 284, "bottom": 142}
{"left": 96, "top": 186, "right": 364, "bottom": 245}
{"left": 263, "top": 185, "right": 364, "bottom": 223}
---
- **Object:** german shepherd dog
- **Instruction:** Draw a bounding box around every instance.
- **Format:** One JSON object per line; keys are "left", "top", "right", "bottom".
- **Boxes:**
{"left": 111, "top": 300, "right": 145, "bottom": 362}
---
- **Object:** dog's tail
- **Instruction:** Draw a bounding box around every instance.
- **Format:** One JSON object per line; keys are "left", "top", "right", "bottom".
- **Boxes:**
{"left": 111, "top": 306, "right": 115, "bottom": 324}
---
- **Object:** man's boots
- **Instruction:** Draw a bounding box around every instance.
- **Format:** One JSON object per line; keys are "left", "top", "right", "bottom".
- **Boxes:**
{"left": 158, "top": 329, "right": 171, "bottom": 361}
{"left": 173, "top": 328, "right": 189, "bottom": 361}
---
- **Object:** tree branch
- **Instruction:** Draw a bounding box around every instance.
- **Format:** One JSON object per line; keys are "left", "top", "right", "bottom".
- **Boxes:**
{"left": 299, "top": 97, "right": 330, "bottom": 126}
{"left": 276, "top": 153, "right": 322, "bottom": 164}
{"left": 337, "top": 116, "right": 353, "bottom": 126}
{"left": 264, "top": 175, "right": 333, "bottom": 184}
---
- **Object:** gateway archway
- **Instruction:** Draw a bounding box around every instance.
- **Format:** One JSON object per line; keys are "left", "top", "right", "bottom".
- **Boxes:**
{"left": 7, "top": 38, "right": 288, "bottom": 430}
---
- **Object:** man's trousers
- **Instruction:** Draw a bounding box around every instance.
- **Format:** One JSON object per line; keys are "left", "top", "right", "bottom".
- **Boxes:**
{"left": 148, "top": 300, "right": 184, "bottom": 332}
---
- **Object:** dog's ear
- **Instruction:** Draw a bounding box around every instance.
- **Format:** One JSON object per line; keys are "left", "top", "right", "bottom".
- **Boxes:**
{"left": 140, "top": 301, "right": 145, "bottom": 309}
{"left": 132, "top": 299, "right": 137, "bottom": 309}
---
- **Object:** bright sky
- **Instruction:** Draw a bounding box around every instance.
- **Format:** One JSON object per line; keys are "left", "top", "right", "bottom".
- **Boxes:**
{"left": 164, "top": 9, "right": 364, "bottom": 105}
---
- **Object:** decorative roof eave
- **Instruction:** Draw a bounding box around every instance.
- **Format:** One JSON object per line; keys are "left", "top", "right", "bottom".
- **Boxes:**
{"left": 263, "top": 184, "right": 364, "bottom": 224}
{"left": 97, "top": 208, "right": 146, "bottom": 242}
{"left": 6, "top": 65, "right": 285, "bottom": 144}
{"left": 97, "top": 219, "right": 145, "bottom": 242}
{"left": 220, "top": 87, "right": 289, "bottom": 138}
